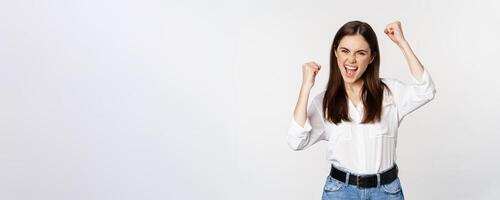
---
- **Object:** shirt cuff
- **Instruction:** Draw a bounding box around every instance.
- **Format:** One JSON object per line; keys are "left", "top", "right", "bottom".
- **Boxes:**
{"left": 288, "top": 115, "right": 312, "bottom": 138}
{"left": 409, "top": 68, "right": 436, "bottom": 98}
{"left": 410, "top": 68, "right": 430, "bottom": 85}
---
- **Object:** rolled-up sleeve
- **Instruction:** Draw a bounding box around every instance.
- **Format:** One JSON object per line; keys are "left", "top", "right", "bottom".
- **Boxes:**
{"left": 287, "top": 99, "right": 326, "bottom": 151}
{"left": 387, "top": 69, "right": 437, "bottom": 122}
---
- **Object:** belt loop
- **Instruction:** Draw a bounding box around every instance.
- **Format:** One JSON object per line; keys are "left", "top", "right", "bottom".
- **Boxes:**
{"left": 345, "top": 172, "right": 350, "bottom": 184}
{"left": 376, "top": 173, "right": 381, "bottom": 188}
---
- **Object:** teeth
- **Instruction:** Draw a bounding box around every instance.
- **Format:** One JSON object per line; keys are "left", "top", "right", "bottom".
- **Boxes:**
{"left": 345, "top": 65, "right": 358, "bottom": 70}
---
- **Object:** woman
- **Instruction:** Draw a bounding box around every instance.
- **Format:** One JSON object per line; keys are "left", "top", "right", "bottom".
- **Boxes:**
{"left": 287, "top": 21, "right": 436, "bottom": 200}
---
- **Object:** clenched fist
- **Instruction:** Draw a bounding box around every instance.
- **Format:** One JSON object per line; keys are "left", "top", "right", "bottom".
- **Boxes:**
{"left": 384, "top": 21, "right": 407, "bottom": 45}
{"left": 301, "top": 61, "right": 321, "bottom": 89}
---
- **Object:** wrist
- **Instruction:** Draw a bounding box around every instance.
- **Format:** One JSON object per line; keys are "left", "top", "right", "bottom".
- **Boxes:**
{"left": 397, "top": 40, "right": 409, "bottom": 48}
{"left": 300, "top": 83, "right": 313, "bottom": 92}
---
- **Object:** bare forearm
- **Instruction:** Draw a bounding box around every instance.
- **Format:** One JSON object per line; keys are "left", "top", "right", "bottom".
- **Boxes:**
{"left": 294, "top": 61, "right": 321, "bottom": 127}
{"left": 398, "top": 40, "right": 425, "bottom": 81}
{"left": 293, "top": 84, "right": 311, "bottom": 127}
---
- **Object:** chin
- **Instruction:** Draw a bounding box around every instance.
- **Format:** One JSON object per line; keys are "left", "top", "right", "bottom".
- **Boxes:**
{"left": 342, "top": 76, "right": 359, "bottom": 84}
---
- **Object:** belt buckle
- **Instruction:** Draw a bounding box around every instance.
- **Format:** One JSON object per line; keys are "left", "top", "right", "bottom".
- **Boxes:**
{"left": 356, "top": 176, "right": 364, "bottom": 186}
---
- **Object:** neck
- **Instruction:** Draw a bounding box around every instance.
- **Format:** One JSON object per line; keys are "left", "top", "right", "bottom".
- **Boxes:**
{"left": 344, "top": 79, "right": 363, "bottom": 95}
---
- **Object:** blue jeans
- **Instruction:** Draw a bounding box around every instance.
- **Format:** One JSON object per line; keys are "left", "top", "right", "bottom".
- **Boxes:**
{"left": 321, "top": 175, "right": 405, "bottom": 200}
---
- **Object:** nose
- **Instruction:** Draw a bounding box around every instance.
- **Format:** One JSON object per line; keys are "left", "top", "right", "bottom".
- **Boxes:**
{"left": 348, "top": 54, "right": 356, "bottom": 63}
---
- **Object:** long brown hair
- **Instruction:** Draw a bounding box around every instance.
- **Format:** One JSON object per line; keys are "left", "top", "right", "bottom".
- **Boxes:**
{"left": 323, "top": 21, "right": 390, "bottom": 124}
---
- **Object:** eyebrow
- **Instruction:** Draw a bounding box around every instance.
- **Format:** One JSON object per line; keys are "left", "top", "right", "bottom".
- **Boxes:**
{"left": 339, "top": 47, "right": 369, "bottom": 53}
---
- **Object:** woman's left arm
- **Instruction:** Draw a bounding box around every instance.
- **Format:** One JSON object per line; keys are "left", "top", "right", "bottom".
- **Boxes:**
{"left": 384, "top": 21, "right": 436, "bottom": 122}
{"left": 384, "top": 21, "right": 425, "bottom": 81}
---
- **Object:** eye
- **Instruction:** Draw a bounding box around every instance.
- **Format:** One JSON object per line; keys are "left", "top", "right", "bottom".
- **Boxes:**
{"left": 341, "top": 49, "right": 348, "bottom": 53}
{"left": 358, "top": 52, "right": 366, "bottom": 55}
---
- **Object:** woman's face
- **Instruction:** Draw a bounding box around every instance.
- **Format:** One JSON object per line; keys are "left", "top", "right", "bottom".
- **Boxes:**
{"left": 335, "top": 34, "right": 375, "bottom": 85}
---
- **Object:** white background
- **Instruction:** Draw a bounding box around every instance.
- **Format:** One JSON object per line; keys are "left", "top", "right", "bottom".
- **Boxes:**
{"left": 1, "top": 0, "right": 499, "bottom": 199}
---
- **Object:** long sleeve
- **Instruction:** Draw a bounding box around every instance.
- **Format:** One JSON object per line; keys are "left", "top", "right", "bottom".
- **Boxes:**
{"left": 287, "top": 97, "right": 327, "bottom": 151}
{"left": 385, "top": 69, "right": 437, "bottom": 122}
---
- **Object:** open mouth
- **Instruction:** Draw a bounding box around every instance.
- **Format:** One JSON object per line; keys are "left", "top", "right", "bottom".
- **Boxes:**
{"left": 344, "top": 65, "right": 358, "bottom": 77}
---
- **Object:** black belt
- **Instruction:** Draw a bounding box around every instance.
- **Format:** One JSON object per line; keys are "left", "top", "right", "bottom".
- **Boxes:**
{"left": 329, "top": 164, "right": 398, "bottom": 188}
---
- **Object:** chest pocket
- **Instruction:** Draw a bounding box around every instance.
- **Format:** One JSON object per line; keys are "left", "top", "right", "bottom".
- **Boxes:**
{"left": 369, "top": 95, "right": 396, "bottom": 138}
{"left": 369, "top": 122, "right": 393, "bottom": 138}
{"left": 326, "top": 123, "right": 352, "bottom": 141}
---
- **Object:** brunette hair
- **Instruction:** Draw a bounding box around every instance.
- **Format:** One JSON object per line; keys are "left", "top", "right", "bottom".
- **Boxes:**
{"left": 323, "top": 21, "right": 390, "bottom": 124}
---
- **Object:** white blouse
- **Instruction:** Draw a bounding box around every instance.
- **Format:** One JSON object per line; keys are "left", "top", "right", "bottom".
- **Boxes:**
{"left": 287, "top": 69, "right": 436, "bottom": 175}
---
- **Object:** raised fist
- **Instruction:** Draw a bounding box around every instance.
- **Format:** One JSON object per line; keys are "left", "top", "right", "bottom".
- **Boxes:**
{"left": 384, "top": 21, "right": 407, "bottom": 45}
{"left": 301, "top": 61, "right": 321, "bottom": 88}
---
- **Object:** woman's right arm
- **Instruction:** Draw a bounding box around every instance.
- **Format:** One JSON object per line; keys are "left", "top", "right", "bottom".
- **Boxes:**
{"left": 287, "top": 61, "right": 326, "bottom": 151}
{"left": 293, "top": 62, "right": 321, "bottom": 126}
